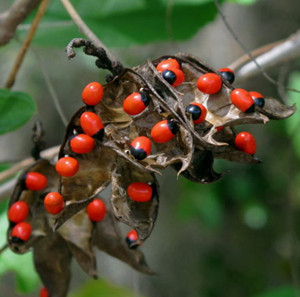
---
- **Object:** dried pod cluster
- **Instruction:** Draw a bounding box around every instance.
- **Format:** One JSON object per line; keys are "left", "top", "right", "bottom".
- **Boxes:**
{"left": 6, "top": 50, "right": 295, "bottom": 297}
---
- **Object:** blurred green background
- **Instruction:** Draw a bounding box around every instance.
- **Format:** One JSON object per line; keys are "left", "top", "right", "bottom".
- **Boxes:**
{"left": 0, "top": 0, "right": 300, "bottom": 296}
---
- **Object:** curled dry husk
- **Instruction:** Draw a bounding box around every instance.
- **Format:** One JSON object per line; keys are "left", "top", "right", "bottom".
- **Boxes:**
{"left": 6, "top": 53, "right": 295, "bottom": 296}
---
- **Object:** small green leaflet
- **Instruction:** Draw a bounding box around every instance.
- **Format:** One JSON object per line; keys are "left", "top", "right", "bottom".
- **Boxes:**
{"left": 0, "top": 89, "right": 36, "bottom": 135}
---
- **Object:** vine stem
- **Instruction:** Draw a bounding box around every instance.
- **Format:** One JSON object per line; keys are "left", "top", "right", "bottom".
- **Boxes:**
{"left": 60, "top": 0, "right": 118, "bottom": 65}
{"left": 4, "top": 0, "right": 50, "bottom": 89}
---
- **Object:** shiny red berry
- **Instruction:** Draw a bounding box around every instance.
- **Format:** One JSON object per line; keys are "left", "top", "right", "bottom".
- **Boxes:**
{"left": 123, "top": 92, "right": 151, "bottom": 116}
{"left": 11, "top": 222, "right": 32, "bottom": 241}
{"left": 70, "top": 134, "right": 95, "bottom": 154}
{"left": 80, "top": 111, "right": 104, "bottom": 138}
{"left": 25, "top": 172, "right": 47, "bottom": 191}
{"left": 162, "top": 67, "right": 185, "bottom": 87}
{"left": 156, "top": 58, "right": 181, "bottom": 72}
{"left": 235, "top": 132, "right": 256, "bottom": 155}
{"left": 249, "top": 91, "right": 265, "bottom": 108}
{"left": 127, "top": 182, "right": 153, "bottom": 202}
{"left": 218, "top": 67, "right": 235, "bottom": 84}
{"left": 230, "top": 89, "right": 255, "bottom": 112}
{"left": 44, "top": 192, "right": 64, "bottom": 215}
{"left": 197, "top": 73, "right": 222, "bottom": 94}
{"left": 55, "top": 157, "right": 79, "bottom": 177}
{"left": 185, "top": 103, "right": 207, "bottom": 124}
{"left": 126, "top": 229, "right": 139, "bottom": 248}
{"left": 39, "top": 287, "right": 49, "bottom": 297}
{"left": 8, "top": 201, "right": 29, "bottom": 223}
{"left": 151, "top": 120, "right": 178, "bottom": 143}
{"left": 130, "top": 136, "right": 152, "bottom": 160}
{"left": 87, "top": 199, "right": 106, "bottom": 222}
{"left": 81, "top": 82, "right": 103, "bottom": 106}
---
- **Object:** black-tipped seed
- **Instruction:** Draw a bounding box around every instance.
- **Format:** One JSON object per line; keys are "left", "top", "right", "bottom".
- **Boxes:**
{"left": 130, "top": 136, "right": 152, "bottom": 160}
{"left": 249, "top": 91, "right": 265, "bottom": 108}
{"left": 126, "top": 230, "right": 139, "bottom": 249}
{"left": 162, "top": 70, "right": 177, "bottom": 85}
{"left": 140, "top": 91, "right": 151, "bottom": 106}
{"left": 186, "top": 105, "right": 201, "bottom": 121}
{"left": 167, "top": 120, "right": 178, "bottom": 135}
{"left": 218, "top": 68, "right": 235, "bottom": 84}
{"left": 130, "top": 147, "right": 147, "bottom": 160}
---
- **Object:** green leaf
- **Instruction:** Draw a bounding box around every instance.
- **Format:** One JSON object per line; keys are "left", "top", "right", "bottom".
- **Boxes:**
{"left": 20, "top": 0, "right": 224, "bottom": 47}
{"left": 228, "top": 0, "right": 258, "bottom": 5}
{"left": 286, "top": 72, "right": 300, "bottom": 159}
{"left": 0, "top": 211, "right": 39, "bottom": 293}
{"left": 252, "top": 286, "right": 300, "bottom": 297}
{"left": 70, "top": 278, "right": 146, "bottom": 297}
{"left": 0, "top": 89, "right": 36, "bottom": 135}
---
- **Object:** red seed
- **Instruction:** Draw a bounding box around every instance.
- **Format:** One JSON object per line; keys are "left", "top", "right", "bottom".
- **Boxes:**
{"left": 127, "top": 230, "right": 138, "bottom": 242}
{"left": 55, "top": 157, "right": 79, "bottom": 177}
{"left": 123, "top": 92, "right": 151, "bottom": 116}
{"left": 80, "top": 111, "right": 104, "bottom": 137}
{"left": 130, "top": 136, "right": 152, "bottom": 160}
{"left": 8, "top": 201, "right": 29, "bottom": 223}
{"left": 235, "top": 132, "right": 256, "bottom": 155}
{"left": 197, "top": 73, "right": 222, "bottom": 94}
{"left": 25, "top": 172, "right": 47, "bottom": 191}
{"left": 87, "top": 199, "right": 106, "bottom": 222}
{"left": 11, "top": 222, "right": 32, "bottom": 241}
{"left": 185, "top": 103, "right": 207, "bottom": 124}
{"left": 39, "top": 287, "right": 49, "bottom": 297}
{"left": 156, "top": 58, "right": 181, "bottom": 72}
{"left": 81, "top": 82, "right": 104, "bottom": 105}
{"left": 230, "top": 89, "right": 255, "bottom": 112}
{"left": 162, "top": 67, "right": 185, "bottom": 87}
{"left": 70, "top": 134, "right": 95, "bottom": 154}
{"left": 218, "top": 67, "right": 235, "bottom": 84}
{"left": 44, "top": 192, "right": 64, "bottom": 215}
{"left": 127, "top": 182, "right": 153, "bottom": 202}
{"left": 151, "top": 120, "right": 177, "bottom": 143}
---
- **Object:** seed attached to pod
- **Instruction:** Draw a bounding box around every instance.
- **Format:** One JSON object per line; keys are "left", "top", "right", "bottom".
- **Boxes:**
{"left": 230, "top": 88, "right": 255, "bottom": 113}
{"left": 185, "top": 103, "right": 207, "bottom": 124}
{"left": 126, "top": 229, "right": 139, "bottom": 248}
{"left": 87, "top": 199, "right": 106, "bottom": 222}
{"left": 44, "top": 192, "right": 64, "bottom": 215}
{"left": 25, "top": 172, "right": 47, "bottom": 191}
{"left": 55, "top": 156, "right": 79, "bottom": 177}
{"left": 162, "top": 67, "right": 184, "bottom": 87}
{"left": 81, "top": 82, "right": 103, "bottom": 106}
{"left": 11, "top": 222, "right": 32, "bottom": 242}
{"left": 123, "top": 92, "right": 151, "bottom": 115}
{"left": 80, "top": 111, "right": 104, "bottom": 139}
{"left": 39, "top": 287, "right": 49, "bottom": 297}
{"left": 151, "top": 120, "right": 178, "bottom": 143}
{"left": 156, "top": 58, "right": 181, "bottom": 72}
{"left": 249, "top": 91, "right": 265, "bottom": 108}
{"left": 218, "top": 67, "right": 235, "bottom": 84}
{"left": 197, "top": 73, "right": 222, "bottom": 94}
{"left": 127, "top": 182, "right": 153, "bottom": 202}
{"left": 235, "top": 132, "right": 256, "bottom": 155}
{"left": 130, "top": 136, "right": 152, "bottom": 160}
{"left": 8, "top": 201, "right": 29, "bottom": 223}
{"left": 70, "top": 134, "right": 95, "bottom": 154}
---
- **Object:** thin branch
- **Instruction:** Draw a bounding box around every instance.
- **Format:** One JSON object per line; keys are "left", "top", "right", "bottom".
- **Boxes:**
{"left": 214, "top": 0, "right": 300, "bottom": 93}
{"left": 232, "top": 31, "right": 300, "bottom": 83}
{"left": 60, "top": 0, "right": 118, "bottom": 65}
{"left": 33, "top": 50, "right": 68, "bottom": 126}
{"left": 0, "top": 0, "right": 41, "bottom": 46}
{"left": 0, "top": 145, "right": 59, "bottom": 183}
{"left": 4, "top": 0, "right": 50, "bottom": 89}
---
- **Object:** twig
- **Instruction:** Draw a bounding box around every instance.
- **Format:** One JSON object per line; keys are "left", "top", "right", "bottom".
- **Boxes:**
{"left": 0, "top": 0, "right": 41, "bottom": 46}
{"left": 0, "top": 244, "right": 8, "bottom": 254}
{"left": 4, "top": 0, "right": 50, "bottom": 89}
{"left": 0, "top": 145, "right": 59, "bottom": 183}
{"left": 214, "top": 0, "right": 300, "bottom": 93}
{"left": 232, "top": 31, "right": 300, "bottom": 83}
{"left": 33, "top": 50, "right": 68, "bottom": 126}
{"left": 60, "top": 0, "right": 118, "bottom": 66}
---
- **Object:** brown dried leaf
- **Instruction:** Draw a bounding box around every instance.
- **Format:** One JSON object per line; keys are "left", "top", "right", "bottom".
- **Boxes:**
{"left": 92, "top": 203, "right": 154, "bottom": 274}
{"left": 58, "top": 210, "right": 97, "bottom": 278}
{"left": 111, "top": 159, "right": 159, "bottom": 242}
{"left": 33, "top": 233, "right": 72, "bottom": 297}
